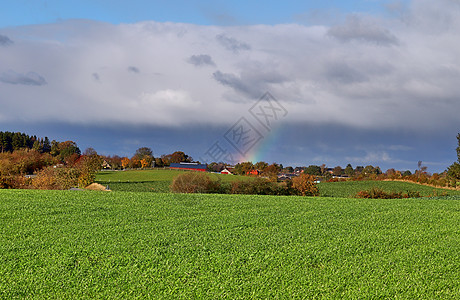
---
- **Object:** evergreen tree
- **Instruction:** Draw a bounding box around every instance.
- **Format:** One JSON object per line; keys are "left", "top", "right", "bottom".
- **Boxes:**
{"left": 43, "top": 137, "right": 51, "bottom": 153}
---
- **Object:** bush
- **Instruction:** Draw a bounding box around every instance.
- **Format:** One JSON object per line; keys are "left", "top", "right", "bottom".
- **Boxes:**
{"left": 231, "top": 178, "right": 281, "bottom": 195}
{"left": 292, "top": 174, "right": 319, "bottom": 196}
{"left": 33, "top": 166, "right": 80, "bottom": 190}
{"left": 171, "top": 172, "right": 221, "bottom": 193}
{"left": 355, "top": 187, "right": 421, "bottom": 199}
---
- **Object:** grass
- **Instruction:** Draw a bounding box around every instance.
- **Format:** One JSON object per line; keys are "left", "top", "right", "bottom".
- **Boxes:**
{"left": 96, "top": 169, "right": 251, "bottom": 193}
{"left": 319, "top": 180, "right": 460, "bottom": 198}
{"left": 1, "top": 189, "right": 459, "bottom": 298}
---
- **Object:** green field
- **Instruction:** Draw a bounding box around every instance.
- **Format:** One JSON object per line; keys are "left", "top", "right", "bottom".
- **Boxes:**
{"left": 1, "top": 189, "right": 459, "bottom": 298}
{"left": 96, "top": 169, "right": 460, "bottom": 198}
{"left": 319, "top": 180, "right": 460, "bottom": 198}
{"left": 96, "top": 169, "right": 250, "bottom": 193}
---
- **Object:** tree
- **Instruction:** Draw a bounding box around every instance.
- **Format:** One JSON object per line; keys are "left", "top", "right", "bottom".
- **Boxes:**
{"left": 402, "top": 170, "right": 412, "bottom": 177}
{"left": 50, "top": 140, "right": 60, "bottom": 156}
{"left": 121, "top": 157, "right": 130, "bottom": 169}
{"left": 58, "top": 141, "right": 81, "bottom": 163}
{"left": 43, "top": 137, "right": 51, "bottom": 153}
{"left": 332, "top": 166, "right": 343, "bottom": 176}
{"left": 233, "top": 162, "right": 254, "bottom": 175}
{"left": 254, "top": 161, "right": 269, "bottom": 172}
{"left": 344, "top": 164, "right": 354, "bottom": 176}
{"left": 446, "top": 133, "right": 460, "bottom": 185}
{"left": 416, "top": 161, "right": 428, "bottom": 176}
{"left": 292, "top": 173, "right": 319, "bottom": 196}
{"left": 282, "top": 166, "right": 294, "bottom": 173}
{"left": 134, "top": 147, "right": 153, "bottom": 160}
{"left": 457, "top": 133, "right": 460, "bottom": 162}
{"left": 154, "top": 157, "right": 164, "bottom": 168}
{"left": 447, "top": 163, "right": 460, "bottom": 183}
{"left": 320, "top": 164, "right": 327, "bottom": 175}
{"left": 32, "top": 140, "right": 43, "bottom": 152}
{"left": 304, "top": 165, "right": 321, "bottom": 176}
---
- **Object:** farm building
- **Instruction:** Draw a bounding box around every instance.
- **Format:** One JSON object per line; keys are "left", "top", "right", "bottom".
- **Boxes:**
{"left": 170, "top": 162, "right": 207, "bottom": 172}
{"left": 247, "top": 169, "right": 260, "bottom": 175}
{"left": 221, "top": 168, "right": 234, "bottom": 175}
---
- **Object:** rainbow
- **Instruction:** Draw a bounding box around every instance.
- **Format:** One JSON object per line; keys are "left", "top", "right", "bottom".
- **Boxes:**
{"left": 244, "top": 125, "right": 284, "bottom": 163}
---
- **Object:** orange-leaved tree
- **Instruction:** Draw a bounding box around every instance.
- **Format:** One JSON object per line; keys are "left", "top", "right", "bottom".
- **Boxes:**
{"left": 292, "top": 173, "right": 319, "bottom": 196}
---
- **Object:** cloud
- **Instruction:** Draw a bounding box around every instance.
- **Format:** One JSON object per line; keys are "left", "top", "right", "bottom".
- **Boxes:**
{"left": 0, "top": 1, "right": 459, "bottom": 135}
{"left": 216, "top": 34, "right": 251, "bottom": 53}
{"left": 187, "top": 54, "right": 215, "bottom": 67}
{"left": 0, "top": 34, "right": 13, "bottom": 46}
{"left": 0, "top": 70, "right": 47, "bottom": 86}
{"left": 327, "top": 15, "right": 399, "bottom": 46}
{"left": 128, "top": 66, "right": 140, "bottom": 73}
{"left": 213, "top": 69, "right": 287, "bottom": 99}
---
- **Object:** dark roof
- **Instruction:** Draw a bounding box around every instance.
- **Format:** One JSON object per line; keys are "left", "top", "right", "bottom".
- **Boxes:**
{"left": 170, "top": 162, "right": 207, "bottom": 170}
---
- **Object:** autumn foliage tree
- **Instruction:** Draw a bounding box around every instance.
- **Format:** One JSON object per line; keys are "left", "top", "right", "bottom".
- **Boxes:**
{"left": 121, "top": 157, "right": 130, "bottom": 169}
{"left": 292, "top": 173, "right": 319, "bottom": 196}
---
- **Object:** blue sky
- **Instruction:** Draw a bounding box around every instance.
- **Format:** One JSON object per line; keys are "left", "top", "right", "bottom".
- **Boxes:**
{"left": 0, "top": 0, "right": 401, "bottom": 27}
{"left": 1, "top": 0, "right": 459, "bottom": 173}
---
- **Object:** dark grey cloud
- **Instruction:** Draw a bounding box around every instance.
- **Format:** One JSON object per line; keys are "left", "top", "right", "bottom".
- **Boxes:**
{"left": 213, "top": 69, "right": 286, "bottom": 99}
{"left": 0, "top": 70, "right": 47, "bottom": 86}
{"left": 216, "top": 34, "right": 251, "bottom": 53}
{"left": 328, "top": 15, "right": 399, "bottom": 46}
{"left": 92, "top": 73, "right": 100, "bottom": 81}
{"left": 128, "top": 66, "right": 140, "bottom": 73}
{"left": 325, "top": 62, "right": 369, "bottom": 84}
{"left": 187, "top": 54, "right": 216, "bottom": 67}
{"left": 213, "top": 71, "right": 251, "bottom": 96}
{"left": 0, "top": 34, "right": 13, "bottom": 46}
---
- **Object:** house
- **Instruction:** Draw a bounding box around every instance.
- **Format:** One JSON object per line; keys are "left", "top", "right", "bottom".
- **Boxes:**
{"left": 101, "top": 160, "right": 112, "bottom": 169}
{"left": 170, "top": 162, "right": 207, "bottom": 172}
{"left": 221, "top": 168, "right": 234, "bottom": 175}
{"left": 246, "top": 169, "right": 260, "bottom": 175}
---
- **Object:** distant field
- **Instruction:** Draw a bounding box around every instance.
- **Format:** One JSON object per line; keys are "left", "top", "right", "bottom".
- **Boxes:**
{"left": 319, "top": 180, "right": 460, "bottom": 198}
{"left": 96, "top": 169, "right": 250, "bottom": 192}
{"left": 97, "top": 169, "right": 460, "bottom": 197}
{"left": 0, "top": 190, "right": 459, "bottom": 298}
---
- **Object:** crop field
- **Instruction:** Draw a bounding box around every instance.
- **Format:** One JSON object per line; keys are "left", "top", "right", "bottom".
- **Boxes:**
{"left": 96, "top": 169, "right": 250, "bottom": 193}
{"left": 319, "top": 180, "right": 460, "bottom": 198}
{"left": 96, "top": 169, "right": 460, "bottom": 198}
{"left": 1, "top": 189, "right": 459, "bottom": 298}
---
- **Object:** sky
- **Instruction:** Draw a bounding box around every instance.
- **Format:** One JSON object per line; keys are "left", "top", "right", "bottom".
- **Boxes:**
{"left": 1, "top": 0, "right": 459, "bottom": 173}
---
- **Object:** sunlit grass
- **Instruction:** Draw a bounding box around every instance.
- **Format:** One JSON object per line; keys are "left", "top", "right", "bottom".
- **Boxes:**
{"left": 0, "top": 189, "right": 459, "bottom": 298}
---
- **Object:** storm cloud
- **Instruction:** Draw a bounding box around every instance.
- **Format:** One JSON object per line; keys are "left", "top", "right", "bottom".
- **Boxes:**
{"left": 0, "top": 34, "right": 13, "bottom": 46}
{"left": 216, "top": 34, "right": 251, "bottom": 53}
{"left": 0, "top": 70, "right": 47, "bottom": 86}
{"left": 0, "top": 0, "right": 459, "bottom": 170}
{"left": 327, "top": 15, "right": 399, "bottom": 46}
{"left": 187, "top": 54, "right": 215, "bottom": 67}
{"left": 128, "top": 66, "right": 140, "bottom": 73}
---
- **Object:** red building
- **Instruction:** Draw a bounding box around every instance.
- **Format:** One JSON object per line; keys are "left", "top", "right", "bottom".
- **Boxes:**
{"left": 246, "top": 169, "right": 260, "bottom": 175}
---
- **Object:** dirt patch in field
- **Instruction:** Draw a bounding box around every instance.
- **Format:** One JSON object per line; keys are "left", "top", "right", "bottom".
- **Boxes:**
{"left": 85, "top": 183, "right": 111, "bottom": 191}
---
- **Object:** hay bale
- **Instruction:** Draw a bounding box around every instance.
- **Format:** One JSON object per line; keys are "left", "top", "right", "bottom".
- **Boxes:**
{"left": 85, "top": 183, "right": 111, "bottom": 191}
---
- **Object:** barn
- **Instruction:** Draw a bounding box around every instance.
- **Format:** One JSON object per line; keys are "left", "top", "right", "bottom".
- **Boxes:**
{"left": 170, "top": 162, "right": 207, "bottom": 172}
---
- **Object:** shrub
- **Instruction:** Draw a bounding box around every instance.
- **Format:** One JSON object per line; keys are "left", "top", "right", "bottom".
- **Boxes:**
{"left": 171, "top": 172, "right": 220, "bottom": 193}
{"left": 231, "top": 178, "right": 281, "bottom": 195}
{"left": 33, "top": 166, "right": 80, "bottom": 190}
{"left": 355, "top": 187, "right": 422, "bottom": 199}
{"left": 292, "top": 174, "right": 319, "bottom": 196}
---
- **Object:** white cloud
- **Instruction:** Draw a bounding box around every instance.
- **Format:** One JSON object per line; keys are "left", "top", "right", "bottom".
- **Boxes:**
{"left": 0, "top": 1, "right": 459, "bottom": 134}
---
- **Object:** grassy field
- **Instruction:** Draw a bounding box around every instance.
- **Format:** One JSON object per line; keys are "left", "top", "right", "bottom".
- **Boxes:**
{"left": 96, "top": 169, "right": 460, "bottom": 198}
{"left": 319, "top": 180, "right": 460, "bottom": 198}
{"left": 96, "top": 169, "right": 250, "bottom": 193}
{"left": 1, "top": 189, "right": 459, "bottom": 298}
